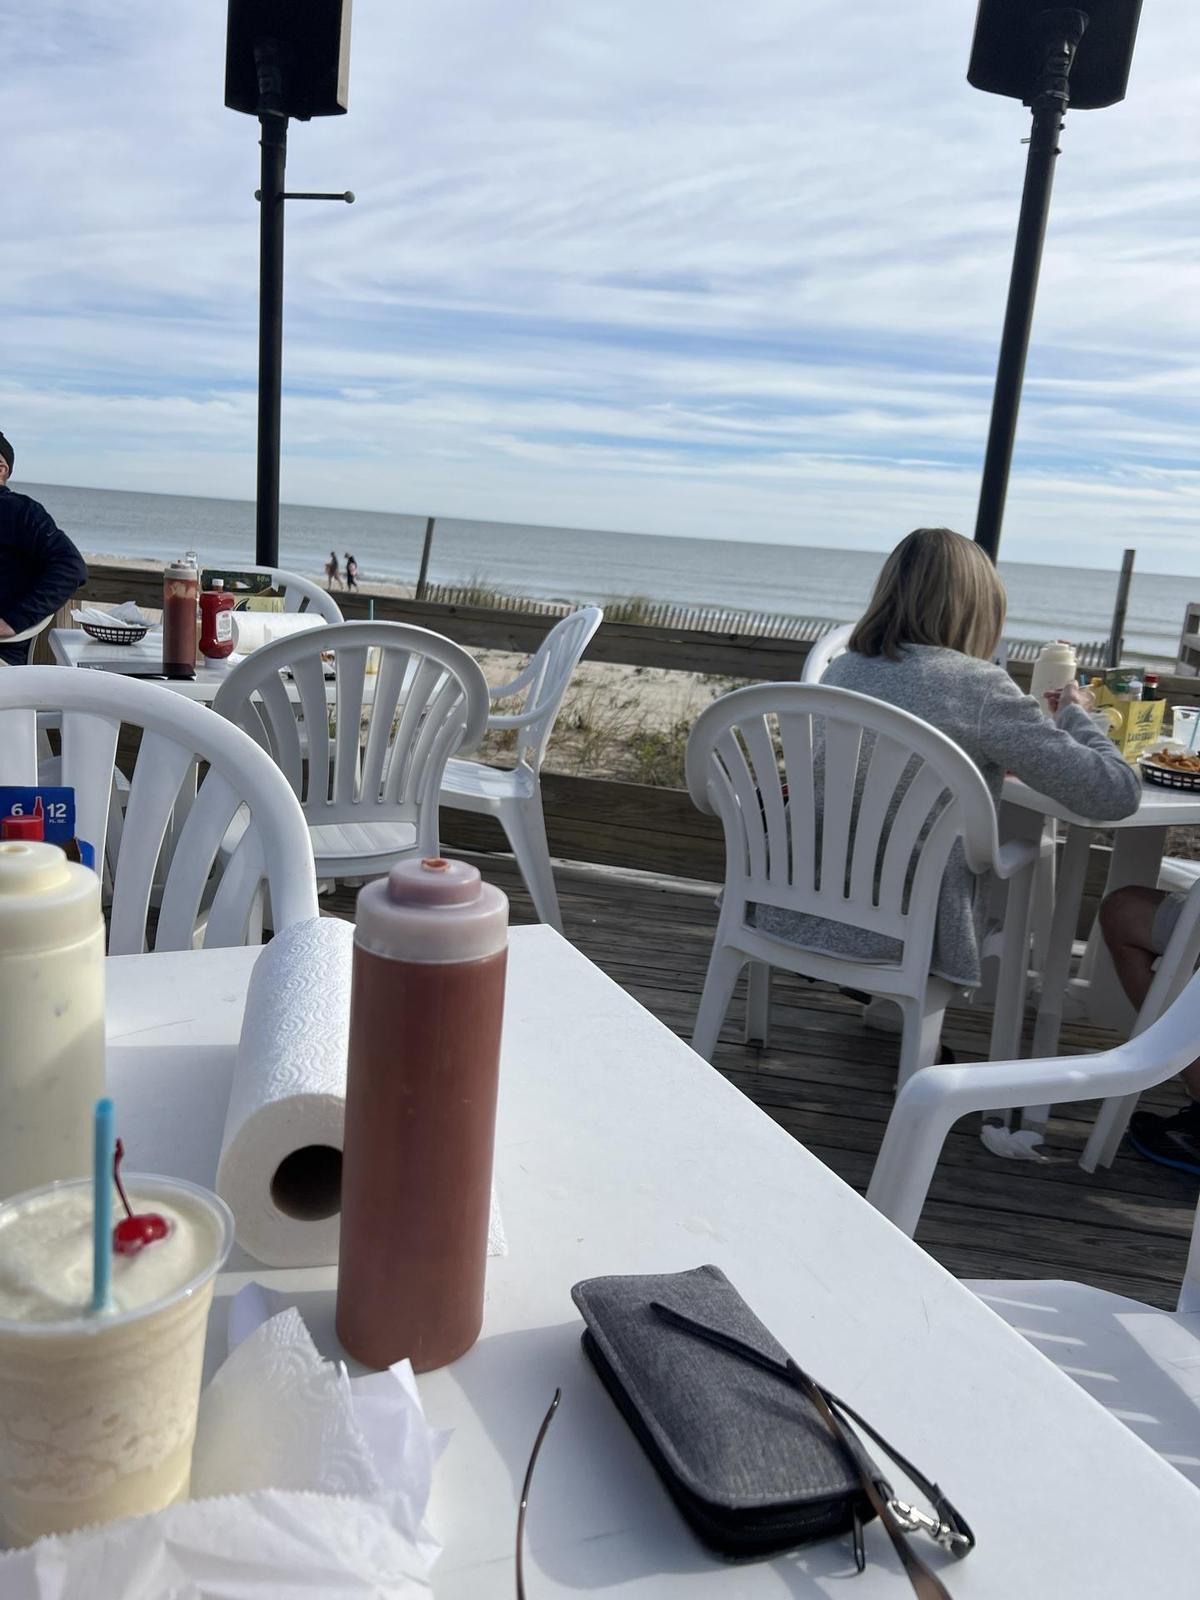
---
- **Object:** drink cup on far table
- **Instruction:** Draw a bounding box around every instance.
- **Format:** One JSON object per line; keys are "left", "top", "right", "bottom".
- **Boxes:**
{"left": 0, "top": 1173, "right": 232, "bottom": 1546}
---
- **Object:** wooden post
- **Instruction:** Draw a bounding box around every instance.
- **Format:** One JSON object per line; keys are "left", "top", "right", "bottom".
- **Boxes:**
{"left": 415, "top": 516, "right": 436, "bottom": 600}
{"left": 1107, "top": 548, "right": 1135, "bottom": 668}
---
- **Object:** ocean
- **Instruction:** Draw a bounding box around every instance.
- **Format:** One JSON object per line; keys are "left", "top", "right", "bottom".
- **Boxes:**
{"left": 24, "top": 480, "right": 1198, "bottom": 666}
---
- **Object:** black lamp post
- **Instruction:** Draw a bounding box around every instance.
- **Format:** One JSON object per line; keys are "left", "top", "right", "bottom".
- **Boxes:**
{"left": 225, "top": 1, "right": 354, "bottom": 568}
{"left": 969, "top": 0, "right": 1142, "bottom": 561}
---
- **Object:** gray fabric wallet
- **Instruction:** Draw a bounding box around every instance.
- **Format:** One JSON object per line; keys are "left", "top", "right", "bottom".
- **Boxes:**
{"left": 571, "top": 1262, "right": 870, "bottom": 1558}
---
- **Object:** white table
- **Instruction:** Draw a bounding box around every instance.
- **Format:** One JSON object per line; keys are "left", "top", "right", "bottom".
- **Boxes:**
{"left": 1001, "top": 775, "right": 1200, "bottom": 1057}
{"left": 50, "top": 627, "right": 239, "bottom": 701}
{"left": 105, "top": 929, "right": 1200, "bottom": 1597}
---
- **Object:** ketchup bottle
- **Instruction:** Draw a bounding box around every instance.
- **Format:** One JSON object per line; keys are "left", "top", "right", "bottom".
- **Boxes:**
{"left": 199, "top": 582, "right": 236, "bottom": 663}
{"left": 336, "top": 857, "right": 508, "bottom": 1372}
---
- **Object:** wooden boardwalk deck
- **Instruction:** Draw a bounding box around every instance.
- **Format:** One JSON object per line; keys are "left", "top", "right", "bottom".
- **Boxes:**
{"left": 328, "top": 855, "right": 1198, "bottom": 1310}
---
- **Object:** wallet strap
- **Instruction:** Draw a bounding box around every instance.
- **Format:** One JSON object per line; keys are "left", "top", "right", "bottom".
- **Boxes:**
{"left": 651, "top": 1303, "right": 974, "bottom": 1598}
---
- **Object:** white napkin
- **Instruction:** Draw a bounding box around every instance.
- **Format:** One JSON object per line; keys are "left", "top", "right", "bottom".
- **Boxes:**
{"left": 0, "top": 1289, "right": 444, "bottom": 1597}
{"left": 71, "top": 601, "right": 150, "bottom": 629}
{"left": 0, "top": 1491, "right": 431, "bottom": 1597}
{"left": 980, "top": 1123, "right": 1049, "bottom": 1161}
{"left": 193, "top": 1287, "right": 444, "bottom": 1560}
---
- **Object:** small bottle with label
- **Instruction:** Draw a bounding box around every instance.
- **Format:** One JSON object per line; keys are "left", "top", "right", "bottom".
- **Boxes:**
{"left": 199, "top": 581, "right": 236, "bottom": 664}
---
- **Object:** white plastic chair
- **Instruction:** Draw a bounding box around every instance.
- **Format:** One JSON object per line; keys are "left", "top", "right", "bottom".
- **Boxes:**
{"left": 221, "top": 565, "right": 344, "bottom": 625}
{"left": 800, "top": 622, "right": 854, "bottom": 684}
{"left": 867, "top": 950, "right": 1200, "bottom": 1238}
{"left": 438, "top": 606, "right": 603, "bottom": 930}
{"left": 213, "top": 620, "right": 490, "bottom": 883}
{"left": 686, "top": 684, "right": 1038, "bottom": 1083}
{"left": 0, "top": 666, "right": 318, "bottom": 954}
{"left": 867, "top": 970, "right": 1200, "bottom": 1488}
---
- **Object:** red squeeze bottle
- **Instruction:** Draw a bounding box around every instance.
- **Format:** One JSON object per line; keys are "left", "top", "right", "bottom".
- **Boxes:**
{"left": 199, "top": 586, "right": 236, "bottom": 661}
{"left": 336, "top": 856, "right": 509, "bottom": 1372}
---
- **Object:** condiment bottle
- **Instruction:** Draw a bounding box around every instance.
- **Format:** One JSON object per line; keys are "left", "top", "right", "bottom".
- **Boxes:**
{"left": 336, "top": 857, "right": 508, "bottom": 1372}
{"left": 0, "top": 841, "right": 105, "bottom": 1200}
{"left": 1029, "top": 641, "right": 1077, "bottom": 717}
{"left": 1142, "top": 673, "right": 1160, "bottom": 702}
{"left": 199, "top": 582, "right": 236, "bottom": 663}
{"left": 162, "top": 556, "right": 199, "bottom": 680}
{"left": 1, "top": 799, "right": 44, "bottom": 842}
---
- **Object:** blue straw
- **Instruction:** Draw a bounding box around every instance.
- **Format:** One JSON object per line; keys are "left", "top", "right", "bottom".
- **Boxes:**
{"left": 91, "top": 1098, "right": 114, "bottom": 1314}
{"left": 1189, "top": 714, "right": 1200, "bottom": 755}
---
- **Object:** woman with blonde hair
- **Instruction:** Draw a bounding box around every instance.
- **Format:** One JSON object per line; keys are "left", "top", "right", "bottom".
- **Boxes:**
{"left": 757, "top": 527, "right": 1139, "bottom": 989}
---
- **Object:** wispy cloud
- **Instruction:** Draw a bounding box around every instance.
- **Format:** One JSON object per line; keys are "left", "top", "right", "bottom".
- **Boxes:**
{"left": 4, "top": 0, "right": 1199, "bottom": 569}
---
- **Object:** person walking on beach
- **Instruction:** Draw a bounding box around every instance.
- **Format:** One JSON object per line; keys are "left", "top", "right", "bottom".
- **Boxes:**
{"left": 344, "top": 553, "right": 358, "bottom": 591}
{"left": 0, "top": 431, "right": 88, "bottom": 664}
{"left": 325, "top": 550, "right": 342, "bottom": 590}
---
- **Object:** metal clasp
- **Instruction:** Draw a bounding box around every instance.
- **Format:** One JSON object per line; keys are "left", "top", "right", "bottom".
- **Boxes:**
{"left": 889, "top": 1499, "right": 973, "bottom": 1553}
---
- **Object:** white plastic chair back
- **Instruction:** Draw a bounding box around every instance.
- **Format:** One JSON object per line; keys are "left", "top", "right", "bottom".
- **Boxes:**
{"left": 224, "top": 565, "right": 344, "bottom": 624}
{"left": 213, "top": 621, "right": 490, "bottom": 859}
{"left": 490, "top": 606, "right": 603, "bottom": 772}
{"left": 0, "top": 666, "right": 318, "bottom": 954}
{"left": 686, "top": 683, "right": 999, "bottom": 991}
{"left": 801, "top": 622, "right": 854, "bottom": 684}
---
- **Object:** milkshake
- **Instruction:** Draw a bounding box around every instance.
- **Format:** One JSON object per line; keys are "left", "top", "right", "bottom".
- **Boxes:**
{"left": 0, "top": 1174, "right": 232, "bottom": 1546}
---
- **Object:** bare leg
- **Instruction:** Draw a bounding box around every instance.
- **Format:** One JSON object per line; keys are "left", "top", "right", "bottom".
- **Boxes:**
{"left": 1099, "top": 886, "right": 1200, "bottom": 1099}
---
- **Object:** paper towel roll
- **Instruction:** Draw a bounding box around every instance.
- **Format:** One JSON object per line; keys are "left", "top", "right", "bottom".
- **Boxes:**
{"left": 230, "top": 609, "right": 325, "bottom": 655}
{"left": 217, "top": 918, "right": 353, "bottom": 1266}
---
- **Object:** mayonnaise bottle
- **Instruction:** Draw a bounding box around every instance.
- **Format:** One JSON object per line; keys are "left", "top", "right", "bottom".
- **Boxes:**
{"left": 1029, "top": 641, "right": 1078, "bottom": 719}
{"left": 0, "top": 841, "right": 105, "bottom": 1200}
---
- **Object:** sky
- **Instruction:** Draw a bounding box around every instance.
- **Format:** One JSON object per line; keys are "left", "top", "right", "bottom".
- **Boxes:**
{"left": 3, "top": 1, "right": 1199, "bottom": 570}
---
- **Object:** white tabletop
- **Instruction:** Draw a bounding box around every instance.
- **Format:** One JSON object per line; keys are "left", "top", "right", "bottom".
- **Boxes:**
{"left": 50, "top": 628, "right": 235, "bottom": 702}
{"left": 1002, "top": 771, "right": 1200, "bottom": 830}
{"left": 105, "top": 931, "right": 1200, "bottom": 1597}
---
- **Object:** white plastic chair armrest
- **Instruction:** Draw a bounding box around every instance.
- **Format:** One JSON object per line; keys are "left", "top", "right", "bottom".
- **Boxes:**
{"left": 992, "top": 839, "right": 1040, "bottom": 880}
{"left": 489, "top": 658, "right": 542, "bottom": 702}
{"left": 869, "top": 975, "right": 1200, "bottom": 1236}
{"left": 3, "top": 614, "right": 55, "bottom": 646}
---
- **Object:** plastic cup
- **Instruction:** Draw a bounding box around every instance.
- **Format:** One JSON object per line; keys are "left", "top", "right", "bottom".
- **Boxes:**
{"left": 1171, "top": 707, "right": 1200, "bottom": 751}
{"left": 0, "top": 1174, "right": 233, "bottom": 1546}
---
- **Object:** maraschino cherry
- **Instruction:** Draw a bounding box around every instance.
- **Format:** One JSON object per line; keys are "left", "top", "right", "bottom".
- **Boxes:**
{"left": 111, "top": 1139, "right": 169, "bottom": 1256}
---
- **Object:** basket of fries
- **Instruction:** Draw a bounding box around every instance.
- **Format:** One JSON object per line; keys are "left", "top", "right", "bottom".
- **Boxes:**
{"left": 1138, "top": 749, "right": 1200, "bottom": 791}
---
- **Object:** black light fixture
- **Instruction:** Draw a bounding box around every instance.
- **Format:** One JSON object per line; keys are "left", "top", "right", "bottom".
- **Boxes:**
{"left": 225, "top": 0, "right": 355, "bottom": 568}
{"left": 969, "top": 0, "right": 1142, "bottom": 561}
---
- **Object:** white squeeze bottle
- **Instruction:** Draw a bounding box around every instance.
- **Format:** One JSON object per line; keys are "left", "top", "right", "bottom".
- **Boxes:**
{"left": 1029, "top": 641, "right": 1078, "bottom": 718}
{"left": 0, "top": 841, "right": 105, "bottom": 1200}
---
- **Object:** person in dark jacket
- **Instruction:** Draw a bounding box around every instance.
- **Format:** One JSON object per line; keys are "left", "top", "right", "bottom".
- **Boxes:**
{"left": 0, "top": 433, "right": 88, "bottom": 663}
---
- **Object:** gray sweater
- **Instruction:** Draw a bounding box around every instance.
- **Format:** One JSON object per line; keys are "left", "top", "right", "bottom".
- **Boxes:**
{"left": 755, "top": 646, "right": 1141, "bottom": 986}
